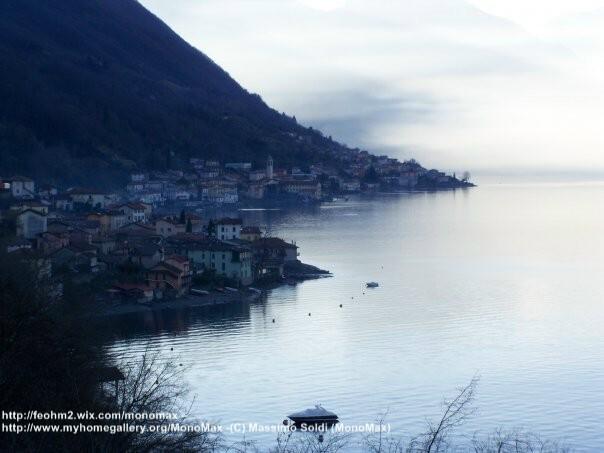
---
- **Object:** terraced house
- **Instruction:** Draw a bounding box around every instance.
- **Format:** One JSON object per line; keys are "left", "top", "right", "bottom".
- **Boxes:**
{"left": 176, "top": 238, "right": 253, "bottom": 286}
{"left": 215, "top": 218, "right": 242, "bottom": 240}
{"left": 146, "top": 255, "right": 192, "bottom": 296}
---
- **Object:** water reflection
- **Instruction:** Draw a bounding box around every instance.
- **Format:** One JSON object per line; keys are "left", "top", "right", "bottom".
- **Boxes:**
{"left": 105, "top": 185, "right": 604, "bottom": 450}
{"left": 105, "top": 301, "right": 258, "bottom": 339}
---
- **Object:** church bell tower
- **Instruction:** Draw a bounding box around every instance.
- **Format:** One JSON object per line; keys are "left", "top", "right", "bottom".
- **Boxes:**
{"left": 266, "top": 155, "right": 274, "bottom": 179}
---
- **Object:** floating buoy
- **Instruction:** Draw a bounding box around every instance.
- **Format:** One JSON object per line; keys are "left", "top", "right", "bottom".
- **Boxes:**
{"left": 272, "top": 318, "right": 275, "bottom": 323}
{"left": 308, "top": 313, "right": 311, "bottom": 316}
{"left": 282, "top": 419, "right": 289, "bottom": 426}
{"left": 339, "top": 304, "right": 342, "bottom": 308}
{"left": 170, "top": 347, "right": 173, "bottom": 351}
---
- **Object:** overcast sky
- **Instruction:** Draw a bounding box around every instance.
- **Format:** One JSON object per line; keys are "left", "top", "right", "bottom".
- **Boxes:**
{"left": 141, "top": 0, "right": 604, "bottom": 178}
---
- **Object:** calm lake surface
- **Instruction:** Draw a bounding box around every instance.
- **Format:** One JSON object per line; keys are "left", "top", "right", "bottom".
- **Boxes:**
{"left": 107, "top": 183, "right": 604, "bottom": 450}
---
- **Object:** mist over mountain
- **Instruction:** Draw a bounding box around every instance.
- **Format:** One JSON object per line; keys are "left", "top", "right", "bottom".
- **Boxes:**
{"left": 143, "top": 0, "right": 604, "bottom": 176}
{"left": 0, "top": 0, "right": 354, "bottom": 186}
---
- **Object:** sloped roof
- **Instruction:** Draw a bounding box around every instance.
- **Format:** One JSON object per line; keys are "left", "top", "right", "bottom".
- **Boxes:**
{"left": 166, "top": 254, "right": 188, "bottom": 263}
{"left": 186, "top": 238, "right": 246, "bottom": 252}
{"left": 17, "top": 208, "right": 47, "bottom": 218}
{"left": 149, "top": 261, "right": 182, "bottom": 277}
{"left": 251, "top": 237, "right": 298, "bottom": 250}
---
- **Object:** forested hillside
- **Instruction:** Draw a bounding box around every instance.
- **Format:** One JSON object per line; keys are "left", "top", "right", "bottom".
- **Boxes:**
{"left": 0, "top": 0, "right": 349, "bottom": 186}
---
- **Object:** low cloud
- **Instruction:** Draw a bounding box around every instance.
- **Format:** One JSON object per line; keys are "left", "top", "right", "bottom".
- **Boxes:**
{"left": 142, "top": 0, "right": 604, "bottom": 176}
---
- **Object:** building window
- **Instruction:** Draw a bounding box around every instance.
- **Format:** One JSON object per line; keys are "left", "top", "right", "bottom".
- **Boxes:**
{"left": 221, "top": 263, "right": 225, "bottom": 271}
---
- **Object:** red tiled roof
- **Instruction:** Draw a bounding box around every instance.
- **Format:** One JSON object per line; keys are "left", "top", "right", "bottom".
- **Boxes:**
{"left": 149, "top": 262, "right": 182, "bottom": 276}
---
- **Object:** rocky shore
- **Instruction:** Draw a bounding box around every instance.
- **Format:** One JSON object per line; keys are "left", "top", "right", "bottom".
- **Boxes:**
{"left": 284, "top": 260, "right": 331, "bottom": 281}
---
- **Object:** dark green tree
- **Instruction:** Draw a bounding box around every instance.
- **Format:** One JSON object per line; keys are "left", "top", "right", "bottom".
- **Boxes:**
{"left": 0, "top": 252, "right": 218, "bottom": 451}
{"left": 207, "top": 219, "right": 216, "bottom": 237}
{"left": 362, "top": 165, "right": 379, "bottom": 183}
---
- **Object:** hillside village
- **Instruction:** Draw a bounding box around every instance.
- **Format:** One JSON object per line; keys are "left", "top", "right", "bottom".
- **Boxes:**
{"left": 3, "top": 151, "right": 472, "bottom": 208}
{"left": 121, "top": 152, "right": 472, "bottom": 206}
{"left": 0, "top": 175, "right": 330, "bottom": 310}
{"left": 120, "top": 151, "right": 472, "bottom": 206}
{"left": 0, "top": 153, "right": 471, "bottom": 308}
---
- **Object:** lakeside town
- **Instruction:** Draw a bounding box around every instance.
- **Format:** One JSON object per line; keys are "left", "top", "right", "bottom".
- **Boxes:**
{"left": 118, "top": 151, "right": 472, "bottom": 207}
{"left": 0, "top": 154, "right": 471, "bottom": 314}
{"left": 0, "top": 0, "right": 595, "bottom": 449}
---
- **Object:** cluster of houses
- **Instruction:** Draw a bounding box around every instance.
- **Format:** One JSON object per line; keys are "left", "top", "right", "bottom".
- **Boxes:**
{"left": 0, "top": 150, "right": 469, "bottom": 301}
{"left": 119, "top": 154, "right": 467, "bottom": 209}
{"left": 0, "top": 175, "right": 302, "bottom": 304}
{"left": 330, "top": 152, "right": 470, "bottom": 191}
{"left": 122, "top": 156, "right": 323, "bottom": 207}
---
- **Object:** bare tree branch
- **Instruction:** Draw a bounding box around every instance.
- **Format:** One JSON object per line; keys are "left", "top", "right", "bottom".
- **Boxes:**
{"left": 409, "top": 375, "right": 480, "bottom": 453}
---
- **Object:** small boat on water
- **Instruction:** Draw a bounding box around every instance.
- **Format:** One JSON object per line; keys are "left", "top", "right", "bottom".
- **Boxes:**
{"left": 366, "top": 282, "right": 379, "bottom": 288}
{"left": 288, "top": 405, "right": 339, "bottom": 427}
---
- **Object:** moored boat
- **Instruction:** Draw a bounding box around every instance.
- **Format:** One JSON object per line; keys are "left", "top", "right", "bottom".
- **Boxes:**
{"left": 366, "top": 281, "right": 379, "bottom": 288}
{"left": 287, "top": 405, "right": 339, "bottom": 427}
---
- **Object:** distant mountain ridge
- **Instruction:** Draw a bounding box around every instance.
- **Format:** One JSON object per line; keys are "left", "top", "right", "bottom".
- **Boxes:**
{"left": 0, "top": 0, "right": 355, "bottom": 186}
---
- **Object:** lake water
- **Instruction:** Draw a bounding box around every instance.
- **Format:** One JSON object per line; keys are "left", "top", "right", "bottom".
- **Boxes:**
{"left": 106, "top": 183, "right": 604, "bottom": 451}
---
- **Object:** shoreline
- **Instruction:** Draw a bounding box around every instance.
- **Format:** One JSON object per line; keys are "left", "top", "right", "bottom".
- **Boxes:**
{"left": 95, "top": 289, "right": 264, "bottom": 318}
{"left": 95, "top": 260, "right": 331, "bottom": 318}
{"left": 175, "top": 185, "right": 477, "bottom": 212}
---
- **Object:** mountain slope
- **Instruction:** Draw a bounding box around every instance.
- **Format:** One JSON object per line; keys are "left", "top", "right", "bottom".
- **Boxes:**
{"left": 0, "top": 0, "right": 346, "bottom": 186}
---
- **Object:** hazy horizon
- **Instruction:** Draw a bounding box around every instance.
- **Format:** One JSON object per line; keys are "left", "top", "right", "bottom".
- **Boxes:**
{"left": 140, "top": 0, "right": 604, "bottom": 178}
